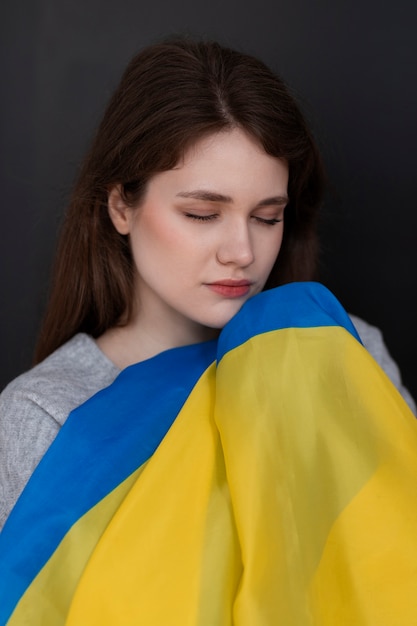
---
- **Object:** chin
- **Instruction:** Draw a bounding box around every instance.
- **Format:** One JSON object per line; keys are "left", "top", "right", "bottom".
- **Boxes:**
{"left": 188, "top": 296, "right": 255, "bottom": 333}
{"left": 200, "top": 307, "right": 246, "bottom": 331}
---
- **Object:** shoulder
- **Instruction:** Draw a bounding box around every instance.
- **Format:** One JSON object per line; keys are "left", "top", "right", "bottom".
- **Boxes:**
{"left": 0, "top": 334, "right": 121, "bottom": 529}
{"left": 0, "top": 334, "right": 120, "bottom": 426}
{"left": 349, "top": 314, "right": 397, "bottom": 373}
{"left": 348, "top": 314, "right": 416, "bottom": 414}
{"left": 349, "top": 315, "right": 387, "bottom": 358}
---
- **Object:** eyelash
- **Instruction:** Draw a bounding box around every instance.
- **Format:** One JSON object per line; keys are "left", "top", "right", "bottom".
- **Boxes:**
{"left": 255, "top": 217, "right": 282, "bottom": 226}
{"left": 185, "top": 213, "right": 216, "bottom": 222}
{"left": 185, "top": 213, "right": 282, "bottom": 226}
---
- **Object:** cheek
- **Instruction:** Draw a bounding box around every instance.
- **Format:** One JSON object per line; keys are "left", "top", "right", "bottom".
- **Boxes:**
{"left": 262, "top": 228, "right": 285, "bottom": 268}
{"left": 129, "top": 216, "right": 202, "bottom": 277}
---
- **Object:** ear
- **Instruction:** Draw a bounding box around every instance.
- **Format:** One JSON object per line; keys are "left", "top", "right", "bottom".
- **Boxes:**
{"left": 108, "top": 185, "right": 132, "bottom": 235}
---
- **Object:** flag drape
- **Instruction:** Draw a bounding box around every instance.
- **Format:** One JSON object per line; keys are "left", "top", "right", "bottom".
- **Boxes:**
{"left": 1, "top": 282, "right": 416, "bottom": 625}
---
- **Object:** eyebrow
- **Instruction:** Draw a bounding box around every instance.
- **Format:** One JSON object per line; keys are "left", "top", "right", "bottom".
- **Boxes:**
{"left": 176, "top": 190, "right": 288, "bottom": 207}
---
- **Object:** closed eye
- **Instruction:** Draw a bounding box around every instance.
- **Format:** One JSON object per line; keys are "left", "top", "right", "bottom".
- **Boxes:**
{"left": 253, "top": 216, "right": 283, "bottom": 226}
{"left": 185, "top": 213, "right": 218, "bottom": 222}
{"left": 185, "top": 213, "right": 283, "bottom": 225}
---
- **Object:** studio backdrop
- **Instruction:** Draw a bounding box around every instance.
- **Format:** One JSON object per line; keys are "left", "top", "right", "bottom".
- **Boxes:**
{"left": 1, "top": 0, "right": 416, "bottom": 400}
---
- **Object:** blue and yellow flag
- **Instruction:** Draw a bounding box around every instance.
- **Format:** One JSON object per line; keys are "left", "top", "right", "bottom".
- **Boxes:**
{"left": 1, "top": 282, "right": 417, "bottom": 625}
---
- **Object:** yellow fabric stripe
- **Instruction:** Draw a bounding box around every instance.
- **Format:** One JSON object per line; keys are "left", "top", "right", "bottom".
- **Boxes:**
{"left": 216, "top": 327, "right": 417, "bottom": 623}
{"left": 66, "top": 361, "right": 242, "bottom": 625}
{"left": 308, "top": 343, "right": 417, "bottom": 625}
{"left": 311, "top": 464, "right": 417, "bottom": 625}
{"left": 8, "top": 465, "right": 147, "bottom": 626}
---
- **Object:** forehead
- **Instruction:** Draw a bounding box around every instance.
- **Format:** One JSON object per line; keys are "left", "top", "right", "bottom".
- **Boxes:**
{"left": 181, "top": 128, "right": 268, "bottom": 165}
{"left": 149, "top": 128, "right": 289, "bottom": 196}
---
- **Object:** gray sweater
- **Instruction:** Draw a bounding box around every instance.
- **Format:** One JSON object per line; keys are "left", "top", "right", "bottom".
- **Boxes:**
{"left": 0, "top": 318, "right": 415, "bottom": 530}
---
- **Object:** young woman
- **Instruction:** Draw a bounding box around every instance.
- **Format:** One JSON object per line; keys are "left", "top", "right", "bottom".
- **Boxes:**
{"left": 1, "top": 38, "right": 416, "bottom": 625}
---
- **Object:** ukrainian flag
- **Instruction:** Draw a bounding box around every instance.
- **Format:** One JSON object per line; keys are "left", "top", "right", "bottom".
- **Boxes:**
{"left": 1, "top": 282, "right": 417, "bottom": 625}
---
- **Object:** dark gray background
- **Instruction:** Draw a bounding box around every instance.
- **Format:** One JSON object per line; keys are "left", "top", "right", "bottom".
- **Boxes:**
{"left": 1, "top": 0, "right": 416, "bottom": 400}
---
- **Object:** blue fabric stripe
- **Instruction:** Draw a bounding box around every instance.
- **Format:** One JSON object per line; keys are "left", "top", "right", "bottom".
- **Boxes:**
{"left": 0, "top": 340, "right": 217, "bottom": 624}
{"left": 217, "top": 282, "right": 360, "bottom": 362}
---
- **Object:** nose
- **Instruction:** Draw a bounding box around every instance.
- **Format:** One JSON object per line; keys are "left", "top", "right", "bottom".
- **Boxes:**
{"left": 216, "top": 220, "right": 255, "bottom": 267}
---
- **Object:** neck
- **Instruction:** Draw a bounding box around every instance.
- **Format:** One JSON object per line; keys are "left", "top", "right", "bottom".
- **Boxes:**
{"left": 96, "top": 307, "right": 219, "bottom": 371}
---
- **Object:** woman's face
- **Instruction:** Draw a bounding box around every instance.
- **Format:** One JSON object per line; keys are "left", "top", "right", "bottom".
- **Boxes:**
{"left": 109, "top": 128, "right": 288, "bottom": 344}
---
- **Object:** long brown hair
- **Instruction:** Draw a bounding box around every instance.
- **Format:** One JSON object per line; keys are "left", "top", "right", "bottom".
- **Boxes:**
{"left": 35, "top": 37, "right": 325, "bottom": 363}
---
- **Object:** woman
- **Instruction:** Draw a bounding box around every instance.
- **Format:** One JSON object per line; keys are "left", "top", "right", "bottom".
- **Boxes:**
{"left": 1, "top": 38, "right": 416, "bottom": 624}
{"left": 1, "top": 37, "right": 325, "bottom": 526}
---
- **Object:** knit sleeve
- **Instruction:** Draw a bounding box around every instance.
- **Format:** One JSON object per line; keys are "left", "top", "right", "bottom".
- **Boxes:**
{"left": 0, "top": 381, "right": 61, "bottom": 531}
{"left": 349, "top": 314, "right": 416, "bottom": 415}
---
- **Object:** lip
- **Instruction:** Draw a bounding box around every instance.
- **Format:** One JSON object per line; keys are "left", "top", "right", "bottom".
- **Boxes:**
{"left": 206, "top": 279, "right": 252, "bottom": 298}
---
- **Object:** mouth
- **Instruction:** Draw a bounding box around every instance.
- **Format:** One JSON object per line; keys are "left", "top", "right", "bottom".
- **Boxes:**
{"left": 206, "top": 280, "right": 252, "bottom": 298}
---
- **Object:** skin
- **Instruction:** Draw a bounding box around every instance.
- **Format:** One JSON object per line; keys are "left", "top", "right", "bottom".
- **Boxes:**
{"left": 98, "top": 128, "right": 289, "bottom": 369}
